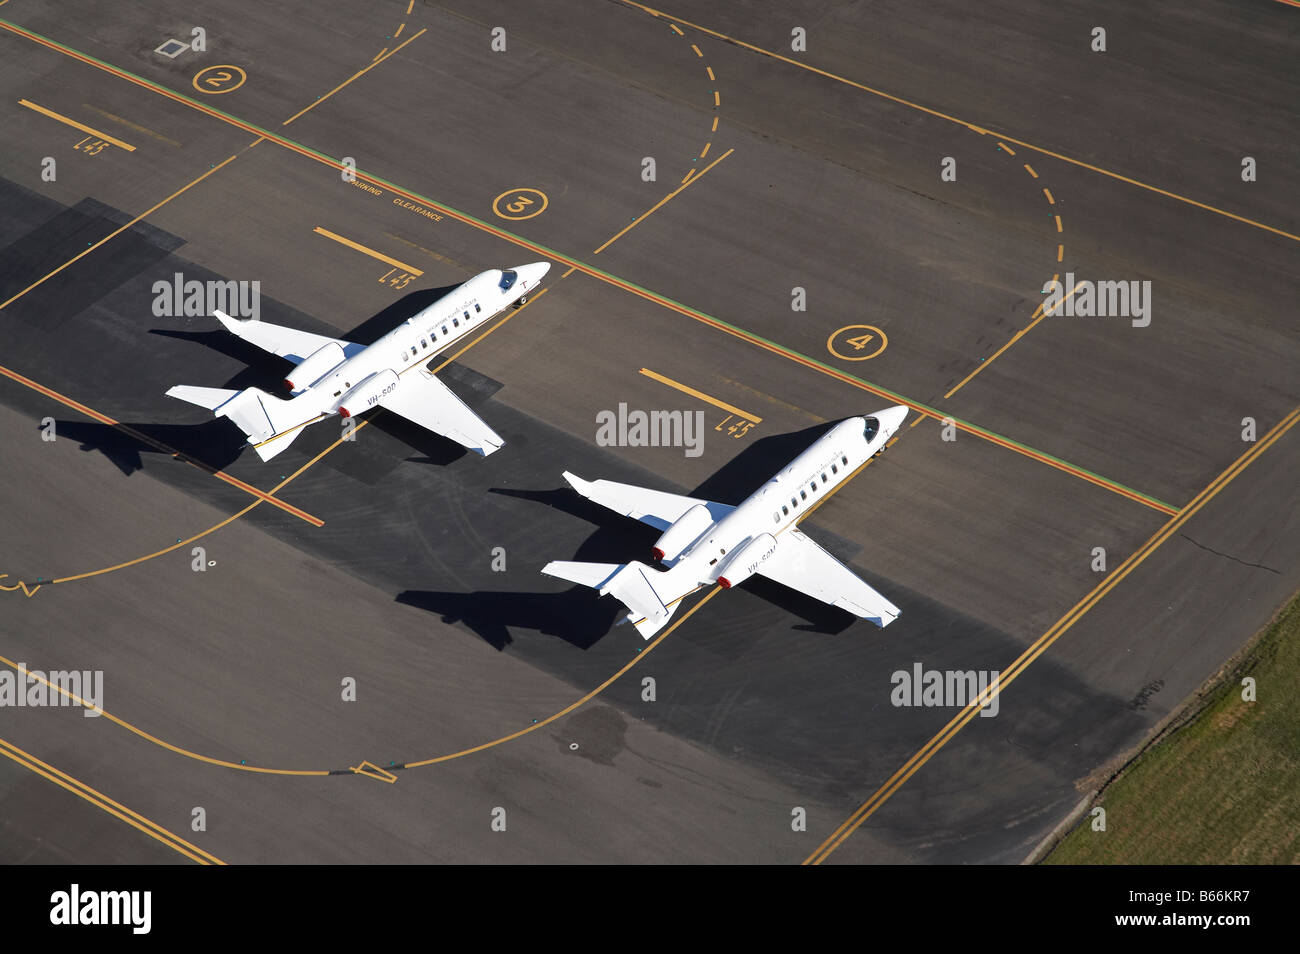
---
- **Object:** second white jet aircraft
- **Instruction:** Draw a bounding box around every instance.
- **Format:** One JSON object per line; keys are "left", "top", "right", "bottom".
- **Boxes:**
{"left": 167, "top": 263, "right": 549, "bottom": 460}
{"left": 542, "top": 406, "right": 908, "bottom": 638}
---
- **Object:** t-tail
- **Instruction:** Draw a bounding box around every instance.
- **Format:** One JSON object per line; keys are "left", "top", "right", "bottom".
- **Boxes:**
{"left": 541, "top": 560, "right": 700, "bottom": 639}
{"left": 165, "top": 385, "right": 322, "bottom": 461}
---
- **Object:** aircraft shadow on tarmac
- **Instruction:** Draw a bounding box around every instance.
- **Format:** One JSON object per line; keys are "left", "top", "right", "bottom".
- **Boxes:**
{"left": 399, "top": 420, "right": 861, "bottom": 650}
{"left": 61, "top": 286, "right": 477, "bottom": 475}
{"left": 49, "top": 417, "right": 250, "bottom": 476}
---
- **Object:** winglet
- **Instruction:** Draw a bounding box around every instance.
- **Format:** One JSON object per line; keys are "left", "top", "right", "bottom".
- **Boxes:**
{"left": 561, "top": 471, "right": 593, "bottom": 496}
{"left": 212, "top": 309, "right": 246, "bottom": 335}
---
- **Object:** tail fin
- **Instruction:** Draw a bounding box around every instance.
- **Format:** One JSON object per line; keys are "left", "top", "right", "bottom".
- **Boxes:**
{"left": 166, "top": 385, "right": 320, "bottom": 461}
{"left": 542, "top": 560, "right": 698, "bottom": 639}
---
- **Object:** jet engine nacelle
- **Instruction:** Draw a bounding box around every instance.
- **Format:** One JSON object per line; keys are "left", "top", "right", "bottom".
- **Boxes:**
{"left": 338, "top": 369, "right": 399, "bottom": 418}
{"left": 285, "top": 341, "right": 346, "bottom": 392}
{"left": 716, "top": 533, "right": 778, "bottom": 589}
{"left": 652, "top": 503, "right": 714, "bottom": 563}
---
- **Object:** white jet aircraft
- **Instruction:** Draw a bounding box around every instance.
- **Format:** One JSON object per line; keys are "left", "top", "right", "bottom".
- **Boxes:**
{"left": 166, "top": 263, "right": 550, "bottom": 460}
{"left": 542, "top": 405, "right": 908, "bottom": 638}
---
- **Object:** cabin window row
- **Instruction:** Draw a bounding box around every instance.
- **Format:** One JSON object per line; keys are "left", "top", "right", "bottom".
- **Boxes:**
{"left": 399, "top": 308, "right": 482, "bottom": 362}
{"left": 771, "top": 458, "right": 848, "bottom": 523}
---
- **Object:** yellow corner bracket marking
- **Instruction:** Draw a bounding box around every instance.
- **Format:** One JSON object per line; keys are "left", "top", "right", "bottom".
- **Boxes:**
{"left": 18, "top": 98, "right": 136, "bottom": 150}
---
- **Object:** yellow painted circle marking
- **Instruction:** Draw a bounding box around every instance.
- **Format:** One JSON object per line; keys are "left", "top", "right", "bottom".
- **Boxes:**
{"left": 192, "top": 65, "right": 247, "bottom": 94}
{"left": 492, "top": 188, "right": 549, "bottom": 221}
{"left": 827, "top": 325, "right": 888, "bottom": 361}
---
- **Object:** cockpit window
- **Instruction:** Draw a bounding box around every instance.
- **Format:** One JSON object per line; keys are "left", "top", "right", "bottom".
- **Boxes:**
{"left": 863, "top": 417, "right": 880, "bottom": 442}
{"left": 499, "top": 270, "right": 518, "bottom": 291}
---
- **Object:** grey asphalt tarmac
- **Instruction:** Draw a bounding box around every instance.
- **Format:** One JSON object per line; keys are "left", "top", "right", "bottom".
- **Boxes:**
{"left": 0, "top": 0, "right": 1295, "bottom": 864}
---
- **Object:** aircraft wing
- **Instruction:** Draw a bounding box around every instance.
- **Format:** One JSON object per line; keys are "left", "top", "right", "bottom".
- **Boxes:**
{"left": 759, "top": 528, "right": 901, "bottom": 627}
{"left": 213, "top": 310, "right": 363, "bottom": 365}
{"left": 379, "top": 369, "right": 504, "bottom": 456}
{"left": 561, "top": 472, "right": 734, "bottom": 531}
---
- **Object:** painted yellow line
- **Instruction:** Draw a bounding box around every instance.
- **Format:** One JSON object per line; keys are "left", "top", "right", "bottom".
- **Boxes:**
{"left": 0, "top": 737, "right": 224, "bottom": 864}
{"left": 313, "top": 227, "right": 424, "bottom": 274}
{"left": 0, "top": 362, "right": 322, "bottom": 526}
{"left": 406, "top": 0, "right": 414, "bottom": 13}
{"left": 405, "top": 588, "right": 722, "bottom": 767}
{"left": 0, "top": 576, "right": 40, "bottom": 597}
{"left": 680, "top": 168, "right": 695, "bottom": 185}
{"left": 1, "top": 153, "right": 240, "bottom": 310}
{"left": 351, "top": 760, "right": 398, "bottom": 783}
{"left": 1054, "top": 214, "right": 1063, "bottom": 232}
{"left": 250, "top": 413, "right": 328, "bottom": 451}
{"left": 0, "top": 20, "right": 1175, "bottom": 515}
{"left": 372, "top": 46, "right": 388, "bottom": 61}
{"left": 81, "top": 103, "right": 180, "bottom": 146}
{"left": 691, "top": 43, "right": 702, "bottom": 57}
{"left": 429, "top": 288, "right": 548, "bottom": 374}
{"left": 282, "top": 26, "right": 426, "bottom": 125}
{"left": 1023, "top": 163, "right": 1038, "bottom": 179}
{"left": 18, "top": 98, "right": 136, "bottom": 150}
{"left": 619, "top": 0, "right": 1300, "bottom": 245}
{"left": 711, "top": 116, "right": 718, "bottom": 132}
{"left": 593, "top": 147, "right": 733, "bottom": 254}
{"left": 699, "top": 141, "right": 710, "bottom": 158}
{"left": 997, "top": 141, "right": 1015, "bottom": 156}
{"left": 713, "top": 90, "right": 720, "bottom": 106}
{"left": 706, "top": 66, "right": 715, "bottom": 81}
{"left": 1042, "top": 187, "right": 1055, "bottom": 204}
{"left": 52, "top": 505, "right": 256, "bottom": 584}
{"left": 1057, "top": 243, "right": 1064, "bottom": 262}
{"left": 806, "top": 407, "right": 1299, "bottom": 864}
{"left": 0, "top": 650, "right": 329, "bottom": 776}
{"left": 670, "top": 23, "right": 683, "bottom": 35}
{"left": 943, "top": 281, "right": 1084, "bottom": 399}
{"left": 639, "top": 367, "right": 763, "bottom": 421}
{"left": 394, "top": 22, "right": 405, "bottom": 38}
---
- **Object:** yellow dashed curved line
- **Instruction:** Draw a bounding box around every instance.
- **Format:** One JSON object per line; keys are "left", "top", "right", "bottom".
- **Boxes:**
{"left": 374, "top": 0, "right": 415, "bottom": 61}
{"left": 942, "top": 137, "right": 1069, "bottom": 399}
{"left": 648, "top": 14, "right": 721, "bottom": 183}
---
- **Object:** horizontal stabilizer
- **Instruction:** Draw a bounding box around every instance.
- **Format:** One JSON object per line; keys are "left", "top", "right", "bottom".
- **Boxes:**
{"left": 166, "top": 384, "right": 319, "bottom": 461}
{"left": 541, "top": 561, "right": 622, "bottom": 590}
{"left": 165, "top": 385, "right": 240, "bottom": 412}
{"left": 542, "top": 559, "right": 693, "bottom": 639}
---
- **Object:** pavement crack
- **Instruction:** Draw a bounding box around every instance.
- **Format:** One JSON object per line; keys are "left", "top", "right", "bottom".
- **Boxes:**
{"left": 1179, "top": 534, "right": 1280, "bottom": 574}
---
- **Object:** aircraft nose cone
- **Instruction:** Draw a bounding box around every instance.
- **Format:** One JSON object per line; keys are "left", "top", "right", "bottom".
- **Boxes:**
{"left": 513, "top": 261, "right": 551, "bottom": 289}
{"left": 874, "top": 405, "right": 909, "bottom": 433}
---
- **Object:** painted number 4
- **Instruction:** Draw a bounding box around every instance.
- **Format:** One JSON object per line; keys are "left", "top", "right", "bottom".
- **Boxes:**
{"left": 846, "top": 333, "right": 875, "bottom": 350}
